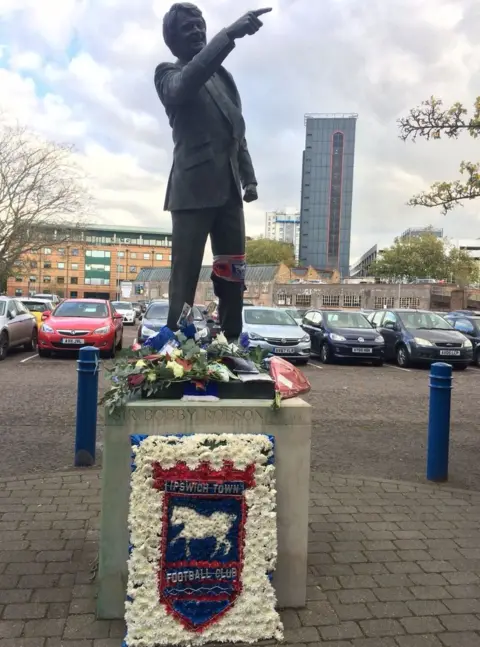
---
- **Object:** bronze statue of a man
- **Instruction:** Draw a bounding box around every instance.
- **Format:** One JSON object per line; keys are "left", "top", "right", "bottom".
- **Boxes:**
{"left": 155, "top": 3, "right": 271, "bottom": 340}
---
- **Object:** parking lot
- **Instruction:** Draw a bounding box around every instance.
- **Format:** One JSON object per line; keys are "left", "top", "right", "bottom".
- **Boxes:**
{"left": 1, "top": 326, "right": 480, "bottom": 490}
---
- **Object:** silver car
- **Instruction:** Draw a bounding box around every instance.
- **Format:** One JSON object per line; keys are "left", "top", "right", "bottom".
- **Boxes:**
{"left": 242, "top": 307, "right": 311, "bottom": 364}
{"left": 0, "top": 296, "right": 38, "bottom": 361}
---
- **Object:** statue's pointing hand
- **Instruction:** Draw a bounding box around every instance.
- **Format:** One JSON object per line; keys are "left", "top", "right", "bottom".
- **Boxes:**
{"left": 226, "top": 8, "right": 272, "bottom": 40}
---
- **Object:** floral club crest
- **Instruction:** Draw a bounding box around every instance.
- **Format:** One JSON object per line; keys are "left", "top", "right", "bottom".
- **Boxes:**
{"left": 126, "top": 434, "right": 283, "bottom": 646}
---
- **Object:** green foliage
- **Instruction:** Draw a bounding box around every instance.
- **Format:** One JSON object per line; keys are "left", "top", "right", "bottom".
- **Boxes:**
{"left": 398, "top": 96, "right": 480, "bottom": 213}
{"left": 245, "top": 238, "right": 295, "bottom": 267}
{"left": 370, "top": 232, "right": 479, "bottom": 284}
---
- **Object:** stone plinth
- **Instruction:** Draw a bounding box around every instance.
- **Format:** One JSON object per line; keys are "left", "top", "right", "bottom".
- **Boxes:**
{"left": 97, "top": 398, "right": 312, "bottom": 619}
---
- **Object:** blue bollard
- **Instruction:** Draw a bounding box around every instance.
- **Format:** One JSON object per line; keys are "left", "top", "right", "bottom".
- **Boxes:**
{"left": 75, "top": 346, "right": 100, "bottom": 467}
{"left": 426, "top": 362, "right": 453, "bottom": 482}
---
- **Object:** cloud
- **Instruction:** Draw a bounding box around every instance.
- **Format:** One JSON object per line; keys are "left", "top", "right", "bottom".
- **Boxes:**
{"left": 1, "top": 0, "right": 479, "bottom": 268}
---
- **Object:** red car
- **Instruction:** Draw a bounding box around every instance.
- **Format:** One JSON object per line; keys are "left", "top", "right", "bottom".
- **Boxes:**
{"left": 38, "top": 298, "right": 123, "bottom": 358}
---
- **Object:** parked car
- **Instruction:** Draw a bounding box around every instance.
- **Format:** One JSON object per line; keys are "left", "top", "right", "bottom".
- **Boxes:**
{"left": 444, "top": 313, "right": 480, "bottom": 366}
{"left": 138, "top": 301, "right": 208, "bottom": 344}
{"left": 131, "top": 302, "right": 143, "bottom": 318}
{"left": 38, "top": 298, "right": 123, "bottom": 358}
{"left": 281, "top": 307, "right": 307, "bottom": 325}
{"left": 20, "top": 298, "right": 55, "bottom": 327}
{"left": 111, "top": 301, "right": 136, "bottom": 325}
{"left": 368, "top": 309, "right": 473, "bottom": 369}
{"left": 34, "top": 293, "right": 61, "bottom": 305}
{"left": 0, "top": 296, "right": 38, "bottom": 361}
{"left": 301, "top": 309, "right": 385, "bottom": 366}
{"left": 242, "top": 306, "right": 311, "bottom": 364}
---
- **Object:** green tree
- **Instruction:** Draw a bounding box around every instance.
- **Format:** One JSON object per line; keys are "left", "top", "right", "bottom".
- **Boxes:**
{"left": 0, "top": 122, "right": 88, "bottom": 291}
{"left": 370, "top": 232, "right": 479, "bottom": 284}
{"left": 398, "top": 96, "right": 480, "bottom": 213}
{"left": 245, "top": 238, "right": 295, "bottom": 266}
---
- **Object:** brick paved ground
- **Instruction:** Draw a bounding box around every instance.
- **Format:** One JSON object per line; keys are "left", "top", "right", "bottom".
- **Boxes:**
{"left": 1, "top": 470, "right": 480, "bottom": 646}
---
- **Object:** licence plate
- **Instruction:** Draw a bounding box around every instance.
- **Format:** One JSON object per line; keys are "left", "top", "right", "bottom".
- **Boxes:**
{"left": 275, "top": 347, "right": 296, "bottom": 354}
{"left": 439, "top": 350, "right": 461, "bottom": 356}
{"left": 62, "top": 338, "right": 85, "bottom": 345}
{"left": 352, "top": 347, "right": 372, "bottom": 353}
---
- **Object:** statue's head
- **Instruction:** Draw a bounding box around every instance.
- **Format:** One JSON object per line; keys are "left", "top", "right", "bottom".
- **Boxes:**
{"left": 163, "top": 3, "right": 206, "bottom": 61}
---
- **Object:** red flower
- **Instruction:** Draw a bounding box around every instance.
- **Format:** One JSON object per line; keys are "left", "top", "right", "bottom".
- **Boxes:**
{"left": 128, "top": 374, "right": 145, "bottom": 387}
{"left": 176, "top": 358, "right": 193, "bottom": 371}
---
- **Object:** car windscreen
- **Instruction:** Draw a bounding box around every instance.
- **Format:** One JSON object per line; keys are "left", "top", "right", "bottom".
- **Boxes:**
{"left": 399, "top": 311, "right": 453, "bottom": 330}
{"left": 145, "top": 304, "right": 169, "bottom": 319}
{"left": 0, "top": 302, "right": 5, "bottom": 316}
{"left": 244, "top": 309, "right": 297, "bottom": 326}
{"left": 111, "top": 302, "right": 132, "bottom": 310}
{"left": 22, "top": 301, "right": 49, "bottom": 312}
{"left": 54, "top": 302, "right": 108, "bottom": 318}
{"left": 325, "top": 312, "right": 373, "bottom": 328}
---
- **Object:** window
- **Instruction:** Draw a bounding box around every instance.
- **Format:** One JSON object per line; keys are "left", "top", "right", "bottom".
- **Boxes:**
{"left": 85, "top": 264, "right": 111, "bottom": 272}
{"left": 383, "top": 311, "right": 398, "bottom": 327}
{"left": 57, "top": 248, "right": 65, "bottom": 255}
{"left": 143, "top": 253, "right": 150, "bottom": 260}
{"left": 57, "top": 277, "right": 65, "bottom": 284}
{"left": 43, "top": 248, "right": 51, "bottom": 255}
{"left": 130, "top": 253, "right": 137, "bottom": 259}
{"left": 304, "top": 311, "right": 322, "bottom": 326}
{"left": 169, "top": 255, "right": 172, "bottom": 261}
{"left": 322, "top": 294, "right": 340, "bottom": 307}
{"left": 55, "top": 301, "right": 109, "bottom": 318}
{"left": 71, "top": 263, "right": 79, "bottom": 270}
{"left": 14, "top": 289, "right": 22, "bottom": 297}
{"left": 261, "top": 282, "right": 269, "bottom": 294}
{"left": 86, "top": 250, "right": 111, "bottom": 258}
{"left": 43, "top": 276, "right": 52, "bottom": 283}
{"left": 343, "top": 294, "right": 361, "bottom": 308}
{"left": 276, "top": 291, "right": 292, "bottom": 306}
{"left": 374, "top": 296, "right": 395, "bottom": 309}
{"left": 129, "top": 266, "right": 137, "bottom": 273}
{"left": 84, "top": 278, "right": 109, "bottom": 285}
{"left": 43, "top": 262, "right": 52, "bottom": 269}
{"left": 372, "top": 311, "right": 384, "bottom": 327}
{"left": 117, "top": 265, "right": 124, "bottom": 272}
{"left": 205, "top": 287, "right": 215, "bottom": 300}
{"left": 453, "top": 319, "right": 475, "bottom": 334}
{"left": 29, "top": 275, "right": 36, "bottom": 283}
{"left": 296, "top": 294, "right": 311, "bottom": 307}
{"left": 117, "top": 251, "right": 125, "bottom": 258}
{"left": 70, "top": 277, "right": 78, "bottom": 285}
{"left": 155, "top": 253, "right": 163, "bottom": 261}
{"left": 399, "top": 297, "right": 420, "bottom": 309}
{"left": 70, "top": 291, "right": 78, "bottom": 298}
{"left": 57, "top": 262, "right": 65, "bottom": 269}
{"left": 30, "top": 261, "right": 38, "bottom": 269}
{"left": 71, "top": 248, "right": 79, "bottom": 256}
{"left": 15, "top": 276, "right": 22, "bottom": 282}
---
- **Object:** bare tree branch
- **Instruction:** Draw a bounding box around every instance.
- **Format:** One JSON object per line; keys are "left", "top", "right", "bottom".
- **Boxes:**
{"left": 0, "top": 123, "right": 90, "bottom": 290}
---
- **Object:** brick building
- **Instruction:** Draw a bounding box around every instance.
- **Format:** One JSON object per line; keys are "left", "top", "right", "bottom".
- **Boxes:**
{"left": 134, "top": 263, "right": 340, "bottom": 305}
{"left": 7, "top": 224, "right": 172, "bottom": 301}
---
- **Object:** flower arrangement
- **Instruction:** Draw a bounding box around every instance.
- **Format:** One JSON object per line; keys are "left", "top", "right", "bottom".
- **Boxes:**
{"left": 126, "top": 433, "right": 283, "bottom": 646}
{"left": 100, "top": 327, "right": 272, "bottom": 413}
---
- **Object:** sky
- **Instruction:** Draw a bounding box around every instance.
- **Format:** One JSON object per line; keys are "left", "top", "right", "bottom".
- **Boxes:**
{"left": 1, "top": 0, "right": 479, "bottom": 267}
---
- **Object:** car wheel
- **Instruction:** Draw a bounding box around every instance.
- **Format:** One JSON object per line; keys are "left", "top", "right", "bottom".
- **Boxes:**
{"left": 454, "top": 363, "right": 468, "bottom": 371}
{"left": 0, "top": 332, "right": 9, "bottom": 361}
{"left": 296, "top": 359, "right": 309, "bottom": 365}
{"left": 372, "top": 359, "right": 384, "bottom": 367}
{"left": 38, "top": 349, "right": 51, "bottom": 358}
{"left": 396, "top": 344, "right": 411, "bottom": 368}
{"left": 24, "top": 328, "right": 38, "bottom": 352}
{"left": 475, "top": 348, "right": 480, "bottom": 367}
{"left": 116, "top": 334, "right": 123, "bottom": 351}
{"left": 320, "top": 342, "right": 333, "bottom": 364}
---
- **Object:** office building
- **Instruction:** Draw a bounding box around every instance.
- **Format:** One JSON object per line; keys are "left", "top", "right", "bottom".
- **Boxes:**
{"left": 350, "top": 244, "right": 381, "bottom": 278}
{"left": 264, "top": 210, "right": 300, "bottom": 260}
{"left": 400, "top": 227, "right": 443, "bottom": 239}
{"left": 7, "top": 223, "right": 172, "bottom": 301}
{"left": 299, "top": 113, "right": 358, "bottom": 277}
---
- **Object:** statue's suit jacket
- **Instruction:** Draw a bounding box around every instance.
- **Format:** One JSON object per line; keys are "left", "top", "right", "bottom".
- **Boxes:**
{"left": 154, "top": 29, "right": 257, "bottom": 212}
